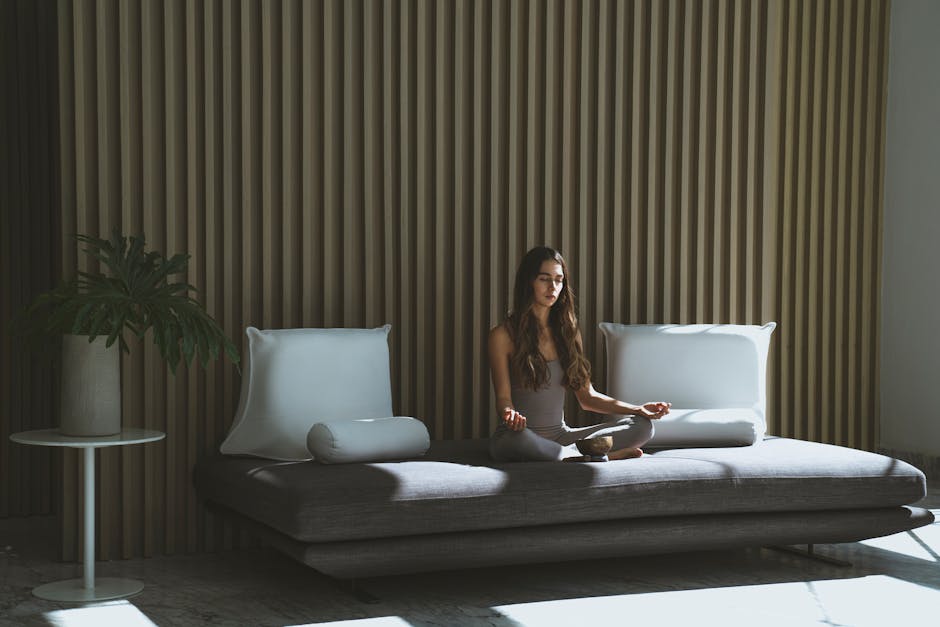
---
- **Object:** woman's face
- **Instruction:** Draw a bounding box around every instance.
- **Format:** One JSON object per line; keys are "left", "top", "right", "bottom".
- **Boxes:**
{"left": 531, "top": 260, "right": 564, "bottom": 309}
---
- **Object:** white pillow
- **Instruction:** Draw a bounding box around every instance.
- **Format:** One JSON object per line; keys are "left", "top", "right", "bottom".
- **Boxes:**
{"left": 220, "top": 325, "right": 394, "bottom": 461}
{"left": 641, "top": 408, "right": 764, "bottom": 447}
{"left": 599, "top": 322, "right": 776, "bottom": 447}
{"left": 307, "top": 416, "right": 430, "bottom": 464}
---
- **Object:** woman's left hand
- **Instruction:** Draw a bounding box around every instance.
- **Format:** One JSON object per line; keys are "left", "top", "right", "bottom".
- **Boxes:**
{"left": 637, "top": 401, "right": 671, "bottom": 419}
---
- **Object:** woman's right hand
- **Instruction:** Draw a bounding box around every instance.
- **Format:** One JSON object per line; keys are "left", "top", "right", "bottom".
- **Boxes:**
{"left": 502, "top": 407, "right": 527, "bottom": 431}
{"left": 636, "top": 401, "right": 671, "bottom": 419}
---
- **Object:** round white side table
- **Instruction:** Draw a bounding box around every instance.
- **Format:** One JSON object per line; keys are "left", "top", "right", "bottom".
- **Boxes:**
{"left": 10, "top": 428, "right": 166, "bottom": 603}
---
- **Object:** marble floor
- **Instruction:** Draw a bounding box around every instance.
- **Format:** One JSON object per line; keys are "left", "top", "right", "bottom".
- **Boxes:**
{"left": 2, "top": 487, "right": 938, "bottom": 627}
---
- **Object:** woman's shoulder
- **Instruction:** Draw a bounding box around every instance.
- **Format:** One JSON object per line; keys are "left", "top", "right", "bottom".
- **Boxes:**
{"left": 488, "top": 323, "right": 513, "bottom": 351}
{"left": 489, "top": 322, "right": 510, "bottom": 340}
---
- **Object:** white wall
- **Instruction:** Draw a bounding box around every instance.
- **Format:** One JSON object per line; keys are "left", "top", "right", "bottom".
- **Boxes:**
{"left": 881, "top": 0, "right": 940, "bottom": 456}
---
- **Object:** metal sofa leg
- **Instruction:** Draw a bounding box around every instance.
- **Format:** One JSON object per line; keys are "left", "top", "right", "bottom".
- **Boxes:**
{"left": 766, "top": 544, "right": 853, "bottom": 567}
{"left": 326, "top": 575, "right": 381, "bottom": 604}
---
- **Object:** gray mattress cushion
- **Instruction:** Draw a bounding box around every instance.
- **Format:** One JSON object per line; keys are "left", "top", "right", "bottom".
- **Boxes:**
{"left": 192, "top": 436, "right": 927, "bottom": 543}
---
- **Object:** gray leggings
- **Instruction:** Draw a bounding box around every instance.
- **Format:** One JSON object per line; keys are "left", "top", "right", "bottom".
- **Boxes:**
{"left": 489, "top": 415, "right": 654, "bottom": 462}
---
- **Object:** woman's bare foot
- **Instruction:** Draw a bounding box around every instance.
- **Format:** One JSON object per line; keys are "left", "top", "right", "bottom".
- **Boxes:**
{"left": 608, "top": 447, "right": 643, "bottom": 460}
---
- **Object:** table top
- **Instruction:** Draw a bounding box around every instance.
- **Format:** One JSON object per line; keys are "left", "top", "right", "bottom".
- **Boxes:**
{"left": 10, "top": 428, "right": 166, "bottom": 448}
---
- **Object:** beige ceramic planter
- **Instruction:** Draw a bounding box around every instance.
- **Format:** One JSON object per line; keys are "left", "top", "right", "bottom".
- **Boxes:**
{"left": 60, "top": 334, "right": 121, "bottom": 436}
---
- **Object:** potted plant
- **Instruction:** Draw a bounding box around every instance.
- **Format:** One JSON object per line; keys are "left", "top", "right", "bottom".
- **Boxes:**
{"left": 14, "top": 231, "right": 240, "bottom": 436}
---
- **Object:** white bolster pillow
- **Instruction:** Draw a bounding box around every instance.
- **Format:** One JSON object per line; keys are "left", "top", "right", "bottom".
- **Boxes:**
{"left": 644, "top": 408, "right": 765, "bottom": 447}
{"left": 307, "top": 416, "right": 430, "bottom": 464}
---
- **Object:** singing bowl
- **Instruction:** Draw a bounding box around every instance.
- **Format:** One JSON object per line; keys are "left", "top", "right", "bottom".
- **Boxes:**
{"left": 575, "top": 436, "right": 613, "bottom": 457}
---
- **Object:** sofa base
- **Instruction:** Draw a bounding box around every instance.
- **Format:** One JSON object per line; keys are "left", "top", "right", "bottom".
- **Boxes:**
{"left": 209, "top": 501, "right": 933, "bottom": 578}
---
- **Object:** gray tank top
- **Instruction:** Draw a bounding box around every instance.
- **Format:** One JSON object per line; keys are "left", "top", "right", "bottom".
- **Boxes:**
{"left": 510, "top": 360, "right": 568, "bottom": 440}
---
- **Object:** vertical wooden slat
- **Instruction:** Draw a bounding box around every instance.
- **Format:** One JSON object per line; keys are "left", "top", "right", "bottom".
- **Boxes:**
{"left": 6, "top": 0, "right": 890, "bottom": 558}
{"left": 777, "top": 0, "right": 795, "bottom": 439}
{"left": 859, "top": 0, "right": 880, "bottom": 452}
{"left": 415, "top": 0, "right": 431, "bottom": 431}
{"left": 453, "top": 0, "right": 470, "bottom": 438}
{"left": 301, "top": 1, "right": 322, "bottom": 328}
{"left": 434, "top": 1, "right": 453, "bottom": 438}
{"left": 754, "top": 3, "right": 783, "bottom": 442}
{"left": 240, "top": 0, "right": 260, "bottom": 332}
{"left": 594, "top": 0, "right": 613, "bottom": 372}
{"left": 381, "top": 0, "right": 400, "bottom": 411}
{"left": 662, "top": 0, "right": 681, "bottom": 326}
{"left": 399, "top": 0, "right": 415, "bottom": 417}
{"left": 90, "top": 0, "right": 117, "bottom": 354}
{"left": 185, "top": 0, "right": 206, "bottom": 554}
{"left": 577, "top": 0, "right": 596, "bottom": 360}
{"left": 524, "top": 1, "right": 543, "bottom": 250}
{"left": 611, "top": 0, "right": 630, "bottom": 326}
{"left": 507, "top": 0, "right": 524, "bottom": 261}
{"left": 728, "top": 0, "right": 744, "bottom": 323}
{"left": 761, "top": 0, "right": 783, "bottom": 438}
{"left": 472, "top": 0, "right": 490, "bottom": 436}
{"left": 745, "top": 2, "right": 764, "bottom": 324}
{"left": 694, "top": 0, "right": 713, "bottom": 324}
{"left": 55, "top": 0, "right": 78, "bottom": 562}
{"left": 712, "top": 0, "right": 730, "bottom": 324}
{"left": 817, "top": 0, "right": 834, "bottom": 444}
{"left": 793, "top": 0, "right": 808, "bottom": 440}
{"left": 118, "top": 0, "right": 144, "bottom": 560}
{"left": 678, "top": 0, "right": 698, "bottom": 325}
{"left": 846, "top": 0, "right": 864, "bottom": 449}
{"left": 323, "top": 1, "right": 341, "bottom": 328}
{"left": 219, "top": 0, "right": 240, "bottom": 551}
{"left": 543, "top": 0, "right": 561, "bottom": 248}
{"left": 281, "top": 0, "right": 301, "bottom": 328}
{"left": 363, "top": 0, "right": 381, "bottom": 329}
{"left": 261, "top": 0, "right": 282, "bottom": 329}
{"left": 489, "top": 0, "right": 508, "bottom": 419}
{"left": 803, "top": 0, "right": 821, "bottom": 442}
{"left": 201, "top": 0, "right": 222, "bottom": 552}
{"left": 560, "top": 0, "right": 577, "bottom": 275}
{"left": 868, "top": 0, "right": 889, "bottom": 452}
{"left": 645, "top": 0, "right": 663, "bottom": 326}
{"left": 163, "top": 0, "right": 185, "bottom": 558}
{"left": 343, "top": 0, "right": 364, "bottom": 327}
{"left": 93, "top": 0, "right": 119, "bottom": 561}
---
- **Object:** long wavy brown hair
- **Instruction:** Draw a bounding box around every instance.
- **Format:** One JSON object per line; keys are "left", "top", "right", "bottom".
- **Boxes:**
{"left": 504, "top": 247, "right": 592, "bottom": 391}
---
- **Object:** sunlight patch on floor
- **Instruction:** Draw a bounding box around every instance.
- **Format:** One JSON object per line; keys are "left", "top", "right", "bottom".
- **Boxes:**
{"left": 491, "top": 575, "right": 940, "bottom": 627}
{"left": 860, "top": 525, "right": 940, "bottom": 561}
{"left": 290, "top": 617, "right": 412, "bottom": 627}
{"left": 494, "top": 582, "right": 820, "bottom": 626}
{"left": 43, "top": 601, "right": 157, "bottom": 627}
{"left": 809, "top": 574, "right": 940, "bottom": 626}
{"left": 914, "top": 519, "right": 940, "bottom": 556}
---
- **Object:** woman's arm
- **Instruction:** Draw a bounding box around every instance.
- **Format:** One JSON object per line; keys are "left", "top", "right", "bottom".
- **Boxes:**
{"left": 574, "top": 383, "right": 670, "bottom": 418}
{"left": 489, "top": 325, "right": 526, "bottom": 431}
{"left": 570, "top": 329, "right": 670, "bottom": 418}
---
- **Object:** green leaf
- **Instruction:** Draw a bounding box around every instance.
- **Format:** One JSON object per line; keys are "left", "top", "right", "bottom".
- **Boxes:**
{"left": 13, "top": 230, "right": 239, "bottom": 372}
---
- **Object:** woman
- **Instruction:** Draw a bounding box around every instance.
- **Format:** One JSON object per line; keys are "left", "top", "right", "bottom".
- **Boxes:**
{"left": 489, "top": 246, "right": 671, "bottom": 462}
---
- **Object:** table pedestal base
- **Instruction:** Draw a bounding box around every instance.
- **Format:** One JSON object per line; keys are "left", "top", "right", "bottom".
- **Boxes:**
{"left": 9, "top": 430, "right": 165, "bottom": 605}
{"left": 33, "top": 577, "right": 144, "bottom": 602}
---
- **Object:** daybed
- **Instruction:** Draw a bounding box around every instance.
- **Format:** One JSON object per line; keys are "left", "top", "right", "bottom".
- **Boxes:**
{"left": 193, "top": 323, "right": 933, "bottom": 579}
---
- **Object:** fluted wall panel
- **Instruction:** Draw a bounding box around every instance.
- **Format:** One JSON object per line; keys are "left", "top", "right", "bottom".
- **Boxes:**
{"left": 4, "top": 0, "right": 890, "bottom": 559}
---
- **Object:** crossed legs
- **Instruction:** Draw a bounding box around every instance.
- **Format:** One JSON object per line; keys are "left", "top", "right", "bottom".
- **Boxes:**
{"left": 489, "top": 415, "right": 654, "bottom": 462}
